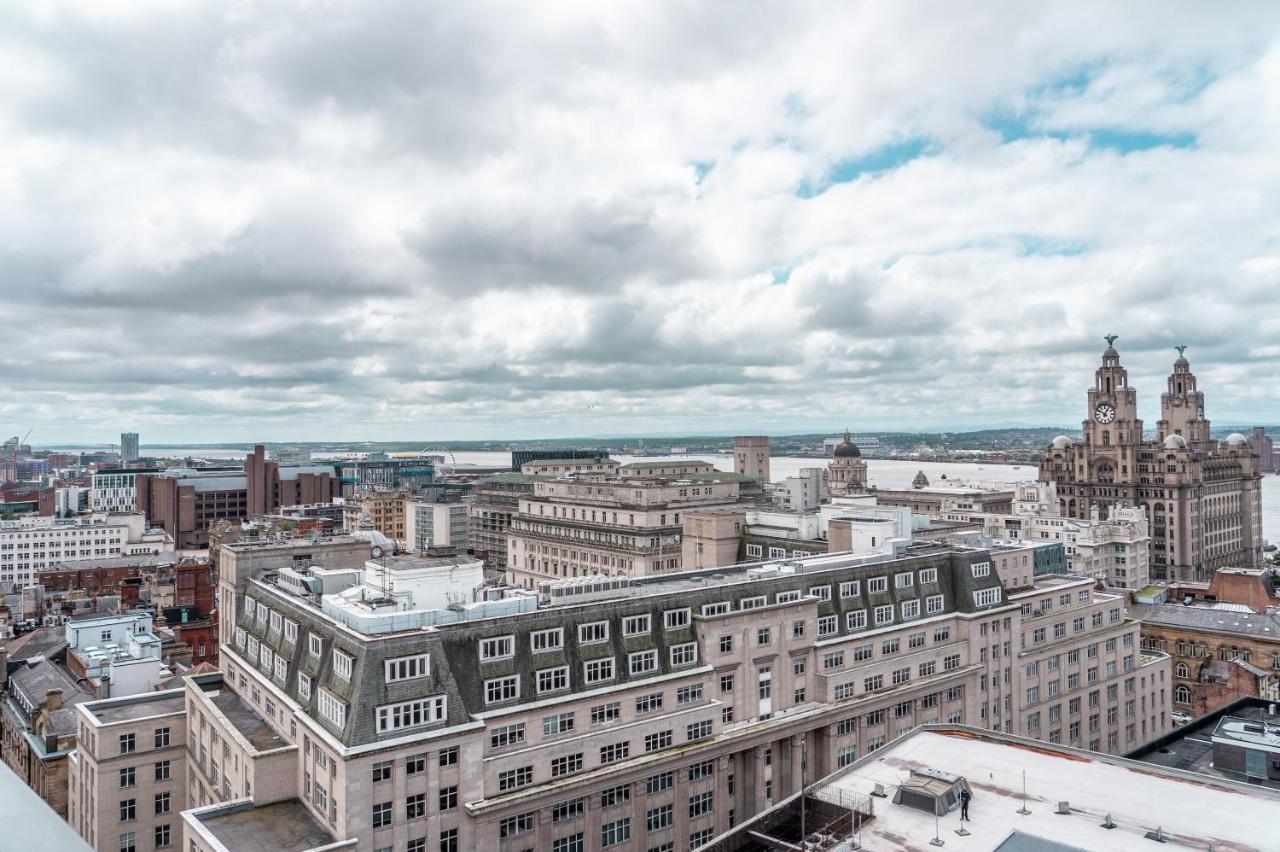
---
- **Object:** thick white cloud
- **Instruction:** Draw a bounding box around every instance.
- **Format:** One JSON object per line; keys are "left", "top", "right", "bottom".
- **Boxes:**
{"left": 2, "top": 1, "right": 1279, "bottom": 442}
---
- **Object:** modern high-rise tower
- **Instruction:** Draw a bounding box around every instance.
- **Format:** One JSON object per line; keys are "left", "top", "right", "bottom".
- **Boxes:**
{"left": 120, "top": 431, "right": 139, "bottom": 463}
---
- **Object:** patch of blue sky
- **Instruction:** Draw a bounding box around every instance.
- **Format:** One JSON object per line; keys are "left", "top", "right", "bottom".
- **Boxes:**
{"left": 982, "top": 110, "right": 1195, "bottom": 153}
{"left": 1015, "top": 234, "right": 1090, "bottom": 257}
{"left": 797, "top": 137, "right": 932, "bottom": 198}
{"left": 689, "top": 160, "right": 714, "bottom": 184}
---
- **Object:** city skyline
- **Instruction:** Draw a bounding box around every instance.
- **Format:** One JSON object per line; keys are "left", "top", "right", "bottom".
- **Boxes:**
{"left": 3, "top": 4, "right": 1280, "bottom": 442}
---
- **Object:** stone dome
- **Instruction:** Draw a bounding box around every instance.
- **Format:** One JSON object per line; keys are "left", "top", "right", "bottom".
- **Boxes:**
{"left": 912, "top": 470, "right": 930, "bottom": 489}
{"left": 1163, "top": 434, "right": 1187, "bottom": 450}
{"left": 833, "top": 431, "right": 861, "bottom": 458}
{"left": 1050, "top": 435, "right": 1073, "bottom": 449}
{"left": 1224, "top": 432, "right": 1249, "bottom": 447}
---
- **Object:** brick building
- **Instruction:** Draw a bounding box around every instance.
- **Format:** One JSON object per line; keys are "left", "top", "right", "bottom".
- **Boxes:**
{"left": 1134, "top": 567, "right": 1280, "bottom": 718}
{"left": 137, "top": 446, "right": 338, "bottom": 549}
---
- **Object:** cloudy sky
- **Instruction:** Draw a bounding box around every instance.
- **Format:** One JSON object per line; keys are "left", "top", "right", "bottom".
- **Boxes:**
{"left": 3, "top": 2, "right": 1280, "bottom": 444}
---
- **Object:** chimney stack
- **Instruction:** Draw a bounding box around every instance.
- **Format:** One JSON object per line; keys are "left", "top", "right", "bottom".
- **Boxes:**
{"left": 45, "top": 687, "right": 64, "bottom": 711}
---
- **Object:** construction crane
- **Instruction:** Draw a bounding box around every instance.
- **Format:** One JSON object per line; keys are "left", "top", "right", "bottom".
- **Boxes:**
{"left": 11, "top": 427, "right": 31, "bottom": 462}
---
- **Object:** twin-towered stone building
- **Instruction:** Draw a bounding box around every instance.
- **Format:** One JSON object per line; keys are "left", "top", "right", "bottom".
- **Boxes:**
{"left": 1039, "top": 339, "right": 1264, "bottom": 583}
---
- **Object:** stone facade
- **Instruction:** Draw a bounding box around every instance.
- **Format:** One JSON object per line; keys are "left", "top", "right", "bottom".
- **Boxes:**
{"left": 166, "top": 536, "right": 1167, "bottom": 852}
{"left": 825, "top": 432, "right": 867, "bottom": 497}
{"left": 468, "top": 474, "right": 537, "bottom": 570}
{"left": 732, "top": 436, "right": 770, "bottom": 482}
{"left": 68, "top": 691, "right": 187, "bottom": 852}
{"left": 505, "top": 477, "right": 743, "bottom": 587}
{"left": 1040, "top": 341, "right": 1263, "bottom": 582}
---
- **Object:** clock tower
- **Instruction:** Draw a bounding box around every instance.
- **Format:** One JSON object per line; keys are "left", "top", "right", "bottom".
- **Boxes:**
{"left": 1156, "top": 346, "right": 1212, "bottom": 448}
{"left": 1082, "top": 336, "right": 1143, "bottom": 486}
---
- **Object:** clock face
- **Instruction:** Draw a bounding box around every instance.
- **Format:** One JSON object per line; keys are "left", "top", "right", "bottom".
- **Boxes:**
{"left": 1094, "top": 403, "right": 1116, "bottom": 424}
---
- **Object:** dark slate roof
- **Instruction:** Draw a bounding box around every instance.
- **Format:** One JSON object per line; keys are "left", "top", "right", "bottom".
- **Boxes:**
{"left": 235, "top": 545, "right": 1006, "bottom": 750}
{"left": 1130, "top": 604, "right": 1280, "bottom": 641}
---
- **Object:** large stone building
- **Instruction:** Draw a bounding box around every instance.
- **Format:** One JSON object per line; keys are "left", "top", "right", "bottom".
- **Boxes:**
{"left": 1133, "top": 566, "right": 1280, "bottom": 718}
{"left": 341, "top": 490, "right": 410, "bottom": 545}
{"left": 505, "top": 476, "right": 743, "bottom": 587}
{"left": 977, "top": 482, "right": 1152, "bottom": 590}
{"left": 137, "top": 447, "right": 339, "bottom": 549}
{"left": 68, "top": 690, "right": 187, "bottom": 852}
{"left": 1248, "top": 426, "right": 1275, "bottom": 474}
{"left": 1039, "top": 339, "right": 1264, "bottom": 581}
{"left": 0, "top": 511, "right": 173, "bottom": 590}
{"left": 468, "top": 474, "right": 538, "bottom": 570}
{"left": 825, "top": 432, "right": 867, "bottom": 497}
{"left": 171, "top": 532, "right": 1166, "bottom": 851}
{"left": 732, "top": 436, "right": 770, "bottom": 482}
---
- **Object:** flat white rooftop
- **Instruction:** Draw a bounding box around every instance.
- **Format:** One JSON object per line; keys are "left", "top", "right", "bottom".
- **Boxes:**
{"left": 816, "top": 727, "right": 1280, "bottom": 851}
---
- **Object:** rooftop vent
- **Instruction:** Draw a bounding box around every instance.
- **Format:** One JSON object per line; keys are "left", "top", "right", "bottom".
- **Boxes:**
{"left": 892, "top": 768, "right": 971, "bottom": 817}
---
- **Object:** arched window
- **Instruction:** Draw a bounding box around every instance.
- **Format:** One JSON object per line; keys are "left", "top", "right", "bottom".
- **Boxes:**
{"left": 1174, "top": 686, "right": 1191, "bottom": 704}
{"left": 1175, "top": 663, "right": 1189, "bottom": 678}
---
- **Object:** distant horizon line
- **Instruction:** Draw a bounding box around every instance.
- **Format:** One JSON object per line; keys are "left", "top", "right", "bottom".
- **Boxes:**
{"left": 32, "top": 423, "right": 1278, "bottom": 450}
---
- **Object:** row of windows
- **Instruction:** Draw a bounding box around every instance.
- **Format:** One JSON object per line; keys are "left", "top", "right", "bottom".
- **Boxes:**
{"left": 484, "top": 647, "right": 699, "bottom": 706}
{"left": 479, "top": 611, "right": 694, "bottom": 661}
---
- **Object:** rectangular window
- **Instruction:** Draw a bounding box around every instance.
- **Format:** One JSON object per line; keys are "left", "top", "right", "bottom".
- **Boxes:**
{"left": 846, "top": 610, "right": 867, "bottom": 630}
{"left": 664, "top": 608, "right": 692, "bottom": 629}
{"left": 500, "top": 812, "right": 536, "bottom": 839}
{"left": 579, "top": 622, "right": 609, "bottom": 644}
{"left": 385, "top": 654, "right": 430, "bottom": 683}
{"left": 670, "top": 643, "right": 698, "bottom": 667}
{"left": 926, "top": 594, "right": 944, "bottom": 614}
{"left": 374, "top": 695, "right": 448, "bottom": 733}
{"left": 895, "top": 572, "right": 914, "bottom": 588}
{"left": 490, "top": 723, "right": 526, "bottom": 750}
{"left": 585, "top": 658, "right": 616, "bottom": 684}
{"left": 622, "top": 615, "right": 651, "bottom": 637}
{"left": 868, "top": 577, "right": 888, "bottom": 593}
{"left": 629, "top": 650, "right": 658, "bottom": 675}
{"left": 645, "top": 730, "right": 673, "bottom": 752}
{"left": 687, "top": 720, "right": 713, "bottom": 742}
{"left": 840, "top": 580, "right": 860, "bottom": 598}
{"left": 647, "top": 804, "right": 674, "bottom": 832}
{"left": 874, "top": 605, "right": 893, "bottom": 625}
{"left": 819, "top": 615, "right": 838, "bottom": 636}
{"left": 407, "top": 792, "right": 427, "bottom": 819}
{"left": 689, "top": 791, "right": 714, "bottom": 819}
{"left": 531, "top": 628, "right": 565, "bottom": 653}
{"left": 808, "top": 585, "right": 831, "bottom": 601}
{"left": 971, "top": 561, "right": 991, "bottom": 578}
{"left": 900, "top": 599, "right": 920, "bottom": 619}
{"left": 551, "top": 753, "right": 584, "bottom": 778}
{"left": 637, "top": 693, "right": 664, "bottom": 716}
{"left": 601, "top": 818, "right": 631, "bottom": 847}
{"left": 484, "top": 675, "right": 520, "bottom": 705}
{"left": 646, "top": 771, "right": 674, "bottom": 794}
{"left": 973, "top": 588, "right": 1001, "bottom": 607}
{"left": 480, "top": 635, "right": 515, "bottom": 661}
{"left": 553, "top": 798, "right": 585, "bottom": 823}
{"left": 308, "top": 633, "right": 323, "bottom": 657}
{"left": 499, "top": 766, "right": 534, "bottom": 791}
{"left": 317, "top": 689, "right": 347, "bottom": 727}
{"left": 332, "top": 649, "right": 354, "bottom": 680}
{"left": 600, "top": 742, "right": 630, "bottom": 764}
{"left": 668, "top": 686, "right": 702, "bottom": 709}
{"left": 919, "top": 568, "right": 938, "bottom": 584}
{"left": 592, "top": 702, "right": 621, "bottom": 725}
{"left": 600, "top": 784, "right": 630, "bottom": 808}
{"left": 537, "top": 666, "right": 569, "bottom": 694}
{"left": 543, "top": 712, "right": 575, "bottom": 736}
